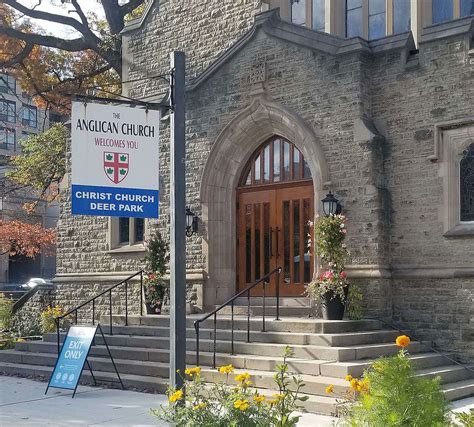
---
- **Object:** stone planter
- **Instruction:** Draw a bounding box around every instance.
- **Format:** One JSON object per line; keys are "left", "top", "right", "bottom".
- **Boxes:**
{"left": 145, "top": 301, "right": 163, "bottom": 315}
{"left": 320, "top": 287, "right": 349, "bottom": 320}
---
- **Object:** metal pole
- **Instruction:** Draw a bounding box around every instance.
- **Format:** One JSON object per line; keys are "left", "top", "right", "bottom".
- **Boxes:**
{"left": 169, "top": 51, "right": 186, "bottom": 391}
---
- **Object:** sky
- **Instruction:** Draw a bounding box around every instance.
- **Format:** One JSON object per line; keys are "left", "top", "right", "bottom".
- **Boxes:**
{"left": 20, "top": 0, "right": 105, "bottom": 39}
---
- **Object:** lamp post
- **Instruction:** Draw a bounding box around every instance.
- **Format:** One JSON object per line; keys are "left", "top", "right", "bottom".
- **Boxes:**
{"left": 321, "top": 191, "right": 342, "bottom": 216}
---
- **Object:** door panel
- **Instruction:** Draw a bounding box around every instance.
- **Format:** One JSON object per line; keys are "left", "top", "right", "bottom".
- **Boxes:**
{"left": 237, "top": 183, "right": 314, "bottom": 297}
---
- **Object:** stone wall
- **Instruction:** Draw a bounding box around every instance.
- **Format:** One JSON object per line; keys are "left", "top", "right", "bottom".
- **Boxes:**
{"left": 392, "top": 278, "right": 474, "bottom": 364}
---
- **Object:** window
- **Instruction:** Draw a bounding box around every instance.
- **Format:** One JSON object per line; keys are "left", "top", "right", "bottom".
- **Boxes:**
{"left": 461, "top": 0, "right": 474, "bottom": 16}
{"left": 0, "top": 100, "right": 16, "bottom": 123}
{"left": 241, "top": 137, "right": 311, "bottom": 186}
{"left": 109, "top": 217, "right": 145, "bottom": 250}
{"left": 436, "top": 123, "right": 474, "bottom": 237}
{"left": 346, "top": 0, "right": 363, "bottom": 37}
{"left": 393, "top": 0, "right": 411, "bottom": 33}
{"left": 369, "top": 0, "right": 386, "bottom": 39}
{"left": 0, "top": 127, "right": 16, "bottom": 151}
{"left": 0, "top": 74, "right": 15, "bottom": 94}
{"left": 22, "top": 105, "right": 37, "bottom": 128}
{"left": 432, "top": 0, "right": 453, "bottom": 23}
{"left": 291, "top": 0, "right": 306, "bottom": 25}
{"left": 460, "top": 143, "right": 474, "bottom": 222}
{"left": 312, "top": 0, "right": 325, "bottom": 31}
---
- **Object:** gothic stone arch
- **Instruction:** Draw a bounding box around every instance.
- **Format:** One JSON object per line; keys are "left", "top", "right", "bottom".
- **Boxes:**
{"left": 200, "top": 95, "right": 329, "bottom": 307}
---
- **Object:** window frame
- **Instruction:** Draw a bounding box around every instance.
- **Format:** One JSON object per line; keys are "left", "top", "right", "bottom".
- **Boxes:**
{"left": 423, "top": 0, "right": 473, "bottom": 27}
{"left": 108, "top": 217, "right": 147, "bottom": 252}
{"left": 0, "top": 100, "right": 16, "bottom": 123}
{"left": 436, "top": 122, "right": 474, "bottom": 237}
{"left": 0, "top": 127, "right": 16, "bottom": 151}
{"left": 21, "top": 104, "right": 37, "bottom": 128}
{"left": 0, "top": 74, "right": 16, "bottom": 94}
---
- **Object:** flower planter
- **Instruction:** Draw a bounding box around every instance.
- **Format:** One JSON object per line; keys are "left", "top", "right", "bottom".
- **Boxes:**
{"left": 145, "top": 301, "right": 162, "bottom": 315}
{"left": 320, "top": 287, "right": 348, "bottom": 320}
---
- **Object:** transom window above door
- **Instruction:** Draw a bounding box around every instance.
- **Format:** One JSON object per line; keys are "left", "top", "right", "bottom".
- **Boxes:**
{"left": 241, "top": 137, "right": 311, "bottom": 187}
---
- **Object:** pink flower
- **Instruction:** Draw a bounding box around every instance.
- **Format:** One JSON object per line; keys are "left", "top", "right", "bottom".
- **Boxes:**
{"left": 341, "top": 229, "right": 347, "bottom": 234}
{"left": 339, "top": 271, "right": 347, "bottom": 279}
{"left": 322, "top": 271, "right": 334, "bottom": 280}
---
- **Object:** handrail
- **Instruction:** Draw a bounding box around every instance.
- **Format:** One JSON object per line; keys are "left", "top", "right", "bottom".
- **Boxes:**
{"left": 194, "top": 266, "right": 282, "bottom": 367}
{"left": 54, "top": 270, "right": 144, "bottom": 354}
{"left": 368, "top": 317, "right": 474, "bottom": 374}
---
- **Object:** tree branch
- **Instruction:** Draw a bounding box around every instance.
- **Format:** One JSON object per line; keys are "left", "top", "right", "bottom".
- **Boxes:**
{"left": 0, "top": 41, "right": 33, "bottom": 68}
{"left": 102, "top": 0, "right": 146, "bottom": 34}
{"left": 70, "top": 0, "right": 89, "bottom": 26}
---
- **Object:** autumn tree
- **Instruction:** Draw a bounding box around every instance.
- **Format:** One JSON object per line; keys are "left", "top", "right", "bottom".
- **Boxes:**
{"left": 0, "top": 0, "right": 148, "bottom": 112}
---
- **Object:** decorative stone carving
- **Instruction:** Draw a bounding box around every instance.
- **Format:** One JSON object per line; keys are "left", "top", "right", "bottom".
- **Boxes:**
{"left": 249, "top": 62, "right": 266, "bottom": 84}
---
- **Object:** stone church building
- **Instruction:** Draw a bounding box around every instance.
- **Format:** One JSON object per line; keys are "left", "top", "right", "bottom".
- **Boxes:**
{"left": 54, "top": 1, "right": 474, "bottom": 363}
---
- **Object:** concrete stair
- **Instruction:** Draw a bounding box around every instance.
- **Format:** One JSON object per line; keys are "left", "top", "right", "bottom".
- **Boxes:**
{"left": 0, "top": 314, "right": 473, "bottom": 416}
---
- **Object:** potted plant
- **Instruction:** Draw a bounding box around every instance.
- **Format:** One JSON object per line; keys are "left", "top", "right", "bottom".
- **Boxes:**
{"left": 143, "top": 231, "right": 169, "bottom": 315}
{"left": 306, "top": 214, "right": 350, "bottom": 320}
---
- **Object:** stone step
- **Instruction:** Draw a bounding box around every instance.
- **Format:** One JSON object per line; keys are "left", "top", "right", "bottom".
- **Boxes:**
{"left": 319, "top": 352, "right": 454, "bottom": 378}
{"left": 232, "top": 297, "right": 311, "bottom": 307}
{"left": 94, "top": 324, "right": 400, "bottom": 347}
{"left": 443, "top": 378, "right": 474, "bottom": 401}
{"left": 216, "top": 305, "right": 312, "bottom": 317}
{"left": 43, "top": 331, "right": 431, "bottom": 362}
{"left": 107, "top": 315, "right": 382, "bottom": 334}
{"left": 415, "top": 365, "right": 472, "bottom": 384}
{"left": 0, "top": 361, "right": 169, "bottom": 393}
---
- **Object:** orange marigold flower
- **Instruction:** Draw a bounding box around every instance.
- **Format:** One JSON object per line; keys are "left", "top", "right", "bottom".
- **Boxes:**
{"left": 345, "top": 375, "right": 353, "bottom": 382}
{"left": 395, "top": 335, "right": 411, "bottom": 348}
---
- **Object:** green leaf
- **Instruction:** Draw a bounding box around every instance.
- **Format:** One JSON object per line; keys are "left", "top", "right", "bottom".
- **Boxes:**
{"left": 106, "top": 154, "right": 113, "bottom": 161}
{"left": 107, "top": 168, "right": 113, "bottom": 174}
{"left": 120, "top": 155, "right": 127, "bottom": 161}
{"left": 119, "top": 168, "right": 126, "bottom": 175}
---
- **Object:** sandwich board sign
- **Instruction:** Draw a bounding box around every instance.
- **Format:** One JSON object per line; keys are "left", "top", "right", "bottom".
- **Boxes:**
{"left": 46, "top": 326, "right": 96, "bottom": 396}
{"left": 71, "top": 101, "right": 160, "bottom": 218}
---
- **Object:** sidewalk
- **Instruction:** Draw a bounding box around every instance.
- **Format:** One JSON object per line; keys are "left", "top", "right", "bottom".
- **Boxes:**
{"left": 0, "top": 376, "right": 337, "bottom": 426}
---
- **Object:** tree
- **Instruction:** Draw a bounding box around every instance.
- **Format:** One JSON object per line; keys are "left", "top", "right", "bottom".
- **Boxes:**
{"left": 0, "top": 219, "right": 56, "bottom": 258}
{"left": 0, "top": 0, "right": 147, "bottom": 112}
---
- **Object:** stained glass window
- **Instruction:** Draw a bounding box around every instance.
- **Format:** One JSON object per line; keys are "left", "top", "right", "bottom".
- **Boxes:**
{"left": 240, "top": 137, "right": 311, "bottom": 186}
{"left": 460, "top": 143, "right": 474, "bottom": 222}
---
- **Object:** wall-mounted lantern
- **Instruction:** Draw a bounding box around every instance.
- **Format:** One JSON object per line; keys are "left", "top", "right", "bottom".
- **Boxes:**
{"left": 321, "top": 191, "right": 343, "bottom": 216}
{"left": 185, "top": 207, "right": 198, "bottom": 237}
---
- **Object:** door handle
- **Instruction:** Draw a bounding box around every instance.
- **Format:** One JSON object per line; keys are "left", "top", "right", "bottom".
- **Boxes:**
{"left": 269, "top": 227, "right": 273, "bottom": 258}
{"left": 275, "top": 227, "right": 280, "bottom": 257}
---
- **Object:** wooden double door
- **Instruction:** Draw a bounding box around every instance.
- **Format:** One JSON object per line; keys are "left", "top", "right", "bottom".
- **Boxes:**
{"left": 237, "top": 182, "right": 314, "bottom": 296}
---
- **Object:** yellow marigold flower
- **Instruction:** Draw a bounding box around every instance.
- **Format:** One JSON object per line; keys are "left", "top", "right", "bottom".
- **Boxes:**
{"left": 345, "top": 375, "right": 353, "bottom": 382}
{"left": 184, "top": 367, "right": 201, "bottom": 377}
{"left": 169, "top": 389, "right": 183, "bottom": 403}
{"left": 325, "top": 384, "right": 334, "bottom": 394}
{"left": 272, "top": 393, "right": 284, "bottom": 401}
{"left": 234, "top": 399, "right": 249, "bottom": 411}
{"left": 267, "top": 399, "right": 277, "bottom": 406}
{"left": 253, "top": 394, "right": 265, "bottom": 403}
{"left": 243, "top": 380, "right": 252, "bottom": 387}
{"left": 350, "top": 379, "right": 359, "bottom": 391}
{"left": 395, "top": 335, "right": 411, "bottom": 348}
{"left": 193, "top": 402, "right": 206, "bottom": 410}
{"left": 235, "top": 372, "right": 251, "bottom": 383}
{"left": 218, "top": 364, "right": 234, "bottom": 374}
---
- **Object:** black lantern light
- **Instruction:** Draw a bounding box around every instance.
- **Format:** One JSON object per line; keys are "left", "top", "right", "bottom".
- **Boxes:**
{"left": 321, "top": 191, "right": 342, "bottom": 216}
{"left": 185, "top": 207, "right": 198, "bottom": 237}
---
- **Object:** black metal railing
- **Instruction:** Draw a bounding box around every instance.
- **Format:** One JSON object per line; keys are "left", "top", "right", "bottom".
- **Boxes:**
{"left": 194, "top": 266, "right": 282, "bottom": 368}
{"left": 55, "top": 270, "right": 144, "bottom": 354}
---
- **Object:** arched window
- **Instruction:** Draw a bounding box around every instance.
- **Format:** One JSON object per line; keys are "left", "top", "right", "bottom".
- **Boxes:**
{"left": 460, "top": 143, "right": 474, "bottom": 222}
{"left": 240, "top": 137, "right": 311, "bottom": 187}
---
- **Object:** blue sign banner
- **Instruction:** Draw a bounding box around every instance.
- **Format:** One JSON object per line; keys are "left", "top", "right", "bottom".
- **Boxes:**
{"left": 48, "top": 326, "right": 97, "bottom": 391}
{"left": 72, "top": 184, "right": 159, "bottom": 218}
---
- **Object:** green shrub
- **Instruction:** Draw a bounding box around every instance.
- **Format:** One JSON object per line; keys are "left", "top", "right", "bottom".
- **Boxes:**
{"left": 453, "top": 409, "right": 474, "bottom": 427}
{"left": 346, "top": 284, "right": 364, "bottom": 320}
{"left": 341, "top": 338, "right": 450, "bottom": 426}
{"left": 152, "top": 346, "right": 307, "bottom": 426}
{"left": 0, "top": 293, "right": 14, "bottom": 331}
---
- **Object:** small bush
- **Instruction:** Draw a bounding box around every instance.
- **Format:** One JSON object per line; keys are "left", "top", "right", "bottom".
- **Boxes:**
{"left": 40, "top": 305, "right": 66, "bottom": 333}
{"left": 0, "top": 293, "right": 14, "bottom": 331}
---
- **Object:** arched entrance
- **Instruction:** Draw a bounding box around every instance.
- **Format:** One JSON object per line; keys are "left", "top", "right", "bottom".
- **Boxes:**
{"left": 237, "top": 136, "right": 314, "bottom": 296}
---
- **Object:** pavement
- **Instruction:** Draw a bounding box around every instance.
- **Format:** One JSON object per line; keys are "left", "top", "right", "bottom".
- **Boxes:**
{"left": 0, "top": 376, "right": 337, "bottom": 426}
{"left": 1, "top": 376, "right": 473, "bottom": 426}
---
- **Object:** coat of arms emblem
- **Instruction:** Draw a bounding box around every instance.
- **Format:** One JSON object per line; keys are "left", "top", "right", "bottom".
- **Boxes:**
{"left": 104, "top": 152, "right": 129, "bottom": 184}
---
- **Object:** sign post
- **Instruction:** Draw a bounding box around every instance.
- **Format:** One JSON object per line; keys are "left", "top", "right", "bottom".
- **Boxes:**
{"left": 71, "top": 102, "right": 160, "bottom": 218}
{"left": 169, "top": 51, "right": 186, "bottom": 391}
